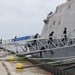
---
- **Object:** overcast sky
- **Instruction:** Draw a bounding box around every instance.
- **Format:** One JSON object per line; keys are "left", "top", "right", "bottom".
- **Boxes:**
{"left": 0, "top": 0, "right": 66, "bottom": 40}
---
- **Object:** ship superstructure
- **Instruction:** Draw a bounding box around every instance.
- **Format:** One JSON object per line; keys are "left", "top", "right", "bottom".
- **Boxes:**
{"left": 26, "top": 0, "right": 75, "bottom": 58}
{"left": 41, "top": 0, "right": 75, "bottom": 38}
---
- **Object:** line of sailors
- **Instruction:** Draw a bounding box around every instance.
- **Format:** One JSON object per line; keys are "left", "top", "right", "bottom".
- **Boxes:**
{"left": 48, "top": 27, "right": 67, "bottom": 45}
{"left": 25, "top": 27, "right": 67, "bottom": 51}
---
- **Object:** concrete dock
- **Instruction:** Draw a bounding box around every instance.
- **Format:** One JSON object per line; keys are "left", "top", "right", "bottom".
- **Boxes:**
{"left": 0, "top": 50, "right": 53, "bottom": 75}
{"left": 0, "top": 62, "right": 7, "bottom": 75}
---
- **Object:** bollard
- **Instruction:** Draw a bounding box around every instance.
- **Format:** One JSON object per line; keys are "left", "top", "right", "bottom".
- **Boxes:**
{"left": 9, "top": 57, "right": 14, "bottom": 62}
{"left": 16, "top": 63, "right": 22, "bottom": 69}
{"left": 16, "top": 63, "right": 23, "bottom": 72}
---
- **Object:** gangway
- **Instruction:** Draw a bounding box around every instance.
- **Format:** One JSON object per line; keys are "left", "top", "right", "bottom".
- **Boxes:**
{"left": 0, "top": 36, "right": 75, "bottom": 59}
{"left": 1, "top": 36, "right": 75, "bottom": 75}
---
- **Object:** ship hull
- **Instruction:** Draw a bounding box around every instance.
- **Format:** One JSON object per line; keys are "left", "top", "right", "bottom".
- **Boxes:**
{"left": 30, "top": 46, "right": 75, "bottom": 59}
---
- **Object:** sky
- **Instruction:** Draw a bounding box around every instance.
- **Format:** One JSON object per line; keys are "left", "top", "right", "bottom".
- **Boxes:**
{"left": 0, "top": 0, "right": 66, "bottom": 40}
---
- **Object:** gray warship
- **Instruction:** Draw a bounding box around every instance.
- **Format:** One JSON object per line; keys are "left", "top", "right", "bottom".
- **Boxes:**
{"left": 1, "top": 0, "right": 75, "bottom": 75}
{"left": 16, "top": 0, "right": 75, "bottom": 59}
{"left": 1, "top": 0, "right": 75, "bottom": 59}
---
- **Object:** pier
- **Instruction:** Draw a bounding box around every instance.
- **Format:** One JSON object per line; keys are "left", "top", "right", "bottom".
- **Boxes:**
{"left": 0, "top": 50, "right": 53, "bottom": 75}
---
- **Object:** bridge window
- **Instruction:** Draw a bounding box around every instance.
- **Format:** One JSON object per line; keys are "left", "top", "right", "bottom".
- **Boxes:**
{"left": 50, "top": 26, "right": 51, "bottom": 28}
{"left": 53, "top": 21, "right": 56, "bottom": 25}
{"left": 55, "top": 6, "right": 58, "bottom": 13}
{"left": 58, "top": 21, "right": 61, "bottom": 25}
{"left": 68, "top": 4, "right": 71, "bottom": 9}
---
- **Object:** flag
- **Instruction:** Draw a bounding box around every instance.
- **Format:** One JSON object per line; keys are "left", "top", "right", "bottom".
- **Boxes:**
{"left": 47, "top": 12, "right": 53, "bottom": 19}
